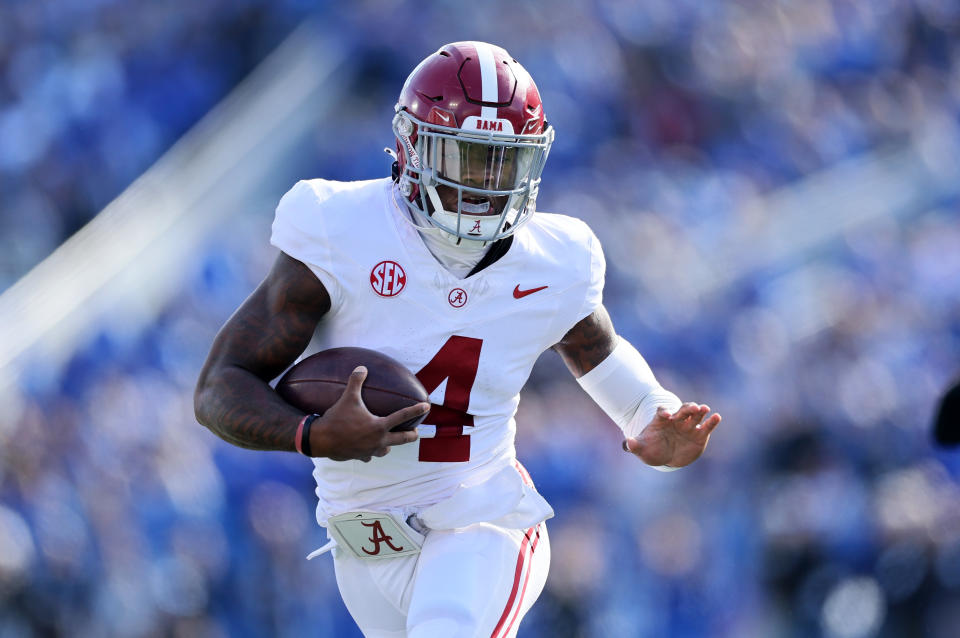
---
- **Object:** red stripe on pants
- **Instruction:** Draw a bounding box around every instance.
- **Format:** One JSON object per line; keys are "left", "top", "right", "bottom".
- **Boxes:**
{"left": 490, "top": 525, "right": 541, "bottom": 638}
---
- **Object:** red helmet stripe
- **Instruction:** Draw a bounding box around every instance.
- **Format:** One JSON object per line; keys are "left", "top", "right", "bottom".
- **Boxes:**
{"left": 474, "top": 42, "right": 498, "bottom": 121}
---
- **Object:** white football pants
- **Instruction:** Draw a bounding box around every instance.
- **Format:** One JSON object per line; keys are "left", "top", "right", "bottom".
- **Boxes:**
{"left": 332, "top": 521, "right": 550, "bottom": 638}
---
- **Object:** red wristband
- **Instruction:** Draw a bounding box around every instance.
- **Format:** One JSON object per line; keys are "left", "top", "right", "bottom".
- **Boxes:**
{"left": 295, "top": 414, "right": 319, "bottom": 457}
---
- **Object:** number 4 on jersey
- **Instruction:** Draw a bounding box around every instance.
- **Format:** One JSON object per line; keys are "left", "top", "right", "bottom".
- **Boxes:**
{"left": 415, "top": 336, "right": 482, "bottom": 462}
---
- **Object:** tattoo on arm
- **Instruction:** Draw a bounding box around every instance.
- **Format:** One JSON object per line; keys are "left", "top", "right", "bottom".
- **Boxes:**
{"left": 194, "top": 252, "right": 331, "bottom": 451}
{"left": 552, "top": 305, "right": 619, "bottom": 378}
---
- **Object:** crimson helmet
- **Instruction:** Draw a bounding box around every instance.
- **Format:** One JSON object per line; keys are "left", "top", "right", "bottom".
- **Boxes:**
{"left": 393, "top": 42, "right": 554, "bottom": 244}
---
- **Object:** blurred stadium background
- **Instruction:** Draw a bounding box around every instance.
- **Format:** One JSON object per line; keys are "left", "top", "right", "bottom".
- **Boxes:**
{"left": 1, "top": 1, "right": 959, "bottom": 636}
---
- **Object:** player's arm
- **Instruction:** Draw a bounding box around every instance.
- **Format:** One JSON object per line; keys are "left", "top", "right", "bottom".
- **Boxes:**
{"left": 194, "top": 252, "right": 426, "bottom": 460}
{"left": 552, "top": 304, "right": 721, "bottom": 468}
{"left": 194, "top": 253, "right": 326, "bottom": 451}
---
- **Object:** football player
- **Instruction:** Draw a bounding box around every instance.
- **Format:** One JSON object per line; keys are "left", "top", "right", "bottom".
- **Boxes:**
{"left": 195, "top": 41, "right": 721, "bottom": 638}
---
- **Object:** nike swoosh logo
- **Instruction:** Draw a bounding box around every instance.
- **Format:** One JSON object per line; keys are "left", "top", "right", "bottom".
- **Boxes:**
{"left": 435, "top": 111, "right": 451, "bottom": 124}
{"left": 513, "top": 285, "right": 548, "bottom": 299}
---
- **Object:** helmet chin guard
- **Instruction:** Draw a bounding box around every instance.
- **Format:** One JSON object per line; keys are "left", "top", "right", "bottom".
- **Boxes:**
{"left": 392, "top": 42, "right": 555, "bottom": 244}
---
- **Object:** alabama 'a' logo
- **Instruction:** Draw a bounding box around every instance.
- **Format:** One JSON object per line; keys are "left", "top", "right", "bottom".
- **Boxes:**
{"left": 370, "top": 260, "right": 406, "bottom": 297}
{"left": 361, "top": 520, "right": 405, "bottom": 555}
{"left": 448, "top": 288, "right": 467, "bottom": 308}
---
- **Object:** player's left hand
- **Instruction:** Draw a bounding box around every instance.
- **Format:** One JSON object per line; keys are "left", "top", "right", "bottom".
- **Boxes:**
{"left": 623, "top": 403, "right": 722, "bottom": 468}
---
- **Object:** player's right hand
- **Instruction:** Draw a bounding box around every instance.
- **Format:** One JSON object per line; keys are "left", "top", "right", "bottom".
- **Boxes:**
{"left": 309, "top": 366, "right": 428, "bottom": 462}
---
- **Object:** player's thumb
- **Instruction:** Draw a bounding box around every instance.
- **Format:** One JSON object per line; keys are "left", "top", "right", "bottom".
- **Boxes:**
{"left": 344, "top": 366, "right": 368, "bottom": 399}
{"left": 622, "top": 437, "right": 642, "bottom": 456}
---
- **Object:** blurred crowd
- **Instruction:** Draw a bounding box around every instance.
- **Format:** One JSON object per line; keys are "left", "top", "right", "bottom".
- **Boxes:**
{"left": 2, "top": 1, "right": 960, "bottom": 637}
{"left": 0, "top": 0, "right": 307, "bottom": 291}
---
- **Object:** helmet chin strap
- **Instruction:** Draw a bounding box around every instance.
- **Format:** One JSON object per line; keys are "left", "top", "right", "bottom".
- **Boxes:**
{"left": 392, "top": 192, "right": 489, "bottom": 277}
{"left": 420, "top": 183, "right": 484, "bottom": 246}
{"left": 391, "top": 183, "right": 489, "bottom": 248}
{"left": 422, "top": 182, "right": 508, "bottom": 246}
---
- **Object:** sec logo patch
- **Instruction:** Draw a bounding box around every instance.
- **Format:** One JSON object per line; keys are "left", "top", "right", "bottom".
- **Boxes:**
{"left": 370, "top": 261, "right": 406, "bottom": 297}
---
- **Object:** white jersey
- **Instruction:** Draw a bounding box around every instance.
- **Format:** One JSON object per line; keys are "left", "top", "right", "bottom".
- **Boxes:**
{"left": 271, "top": 177, "right": 605, "bottom": 524}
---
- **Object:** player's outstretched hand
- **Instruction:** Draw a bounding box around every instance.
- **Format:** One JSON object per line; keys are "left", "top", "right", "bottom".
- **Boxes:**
{"left": 309, "top": 366, "right": 429, "bottom": 462}
{"left": 623, "top": 403, "right": 722, "bottom": 468}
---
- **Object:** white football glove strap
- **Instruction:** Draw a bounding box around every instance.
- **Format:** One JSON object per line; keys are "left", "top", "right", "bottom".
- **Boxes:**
{"left": 576, "top": 337, "right": 683, "bottom": 472}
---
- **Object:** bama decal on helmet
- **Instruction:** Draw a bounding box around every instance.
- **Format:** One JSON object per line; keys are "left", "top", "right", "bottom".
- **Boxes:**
{"left": 461, "top": 116, "right": 515, "bottom": 134}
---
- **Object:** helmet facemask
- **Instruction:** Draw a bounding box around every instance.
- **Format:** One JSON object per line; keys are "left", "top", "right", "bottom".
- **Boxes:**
{"left": 393, "top": 109, "right": 554, "bottom": 245}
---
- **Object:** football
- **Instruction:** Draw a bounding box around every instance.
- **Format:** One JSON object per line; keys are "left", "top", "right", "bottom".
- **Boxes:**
{"left": 276, "top": 347, "right": 430, "bottom": 431}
